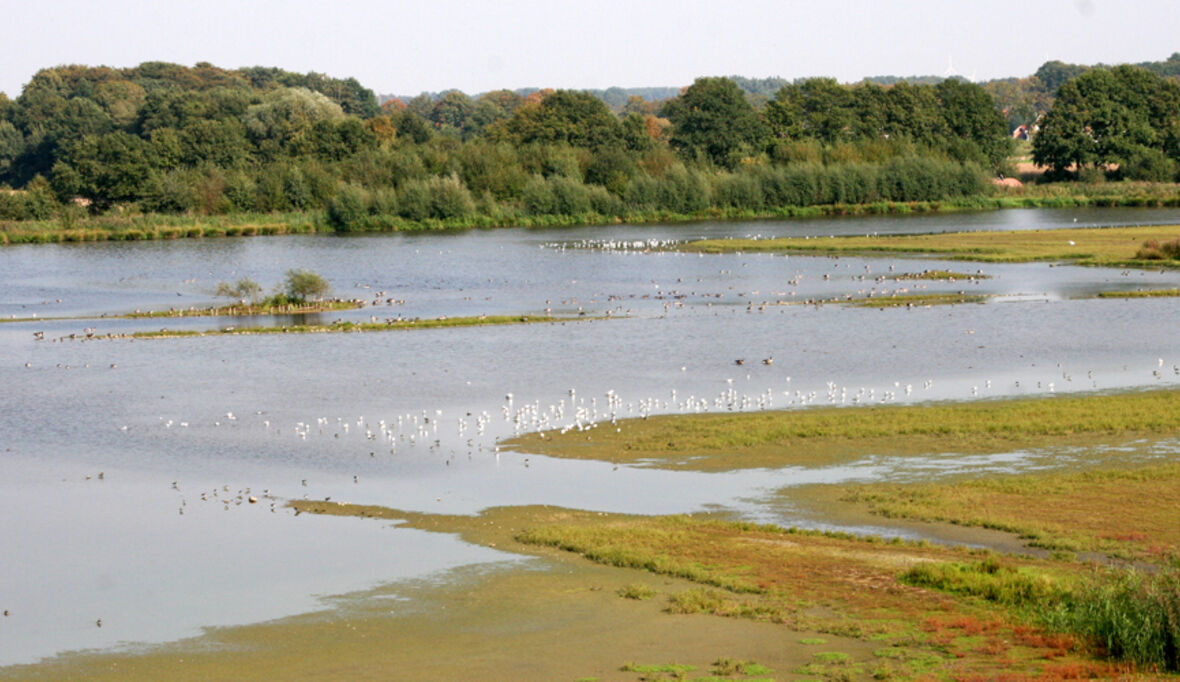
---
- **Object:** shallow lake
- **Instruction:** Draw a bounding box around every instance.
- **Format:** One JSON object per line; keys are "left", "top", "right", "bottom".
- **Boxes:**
{"left": 2, "top": 207, "right": 1180, "bottom": 665}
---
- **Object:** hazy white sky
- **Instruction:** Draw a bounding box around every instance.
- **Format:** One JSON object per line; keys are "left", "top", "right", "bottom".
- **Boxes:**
{"left": 2, "top": 0, "right": 1178, "bottom": 98}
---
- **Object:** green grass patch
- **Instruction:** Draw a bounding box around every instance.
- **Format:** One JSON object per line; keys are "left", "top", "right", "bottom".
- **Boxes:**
{"left": 618, "top": 583, "right": 657, "bottom": 600}
{"left": 899, "top": 558, "right": 1071, "bottom": 608}
{"left": 811, "top": 651, "right": 851, "bottom": 663}
{"left": 504, "top": 388, "right": 1180, "bottom": 471}
{"left": 710, "top": 657, "right": 773, "bottom": 676}
{"left": 517, "top": 522, "right": 765, "bottom": 594}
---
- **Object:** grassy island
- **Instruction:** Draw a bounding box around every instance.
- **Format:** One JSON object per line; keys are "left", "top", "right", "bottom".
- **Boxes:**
{"left": 123, "top": 299, "right": 363, "bottom": 318}
{"left": 503, "top": 388, "right": 1180, "bottom": 471}
{"left": 846, "top": 292, "right": 990, "bottom": 307}
{"left": 679, "top": 224, "right": 1180, "bottom": 268}
{"left": 1095, "top": 288, "right": 1180, "bottom": 299}
{"left": 890, "top": 269, "right": 991, "bottom": 281}
{"left": 124, "top": 313, "right": 576, "bottom": 339}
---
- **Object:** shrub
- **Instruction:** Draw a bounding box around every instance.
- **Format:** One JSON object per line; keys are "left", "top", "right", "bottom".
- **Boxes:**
{"left": 713, "top": 171, "right": 764, "bottom": 210}
{"left": 623, "top": 173, "right": 661, "bottom": 211}
{"left": 397, "top": 179, "right": 432, "bottom": 220}
{"left": 1136, "top": 237, "right": 1180, "bottom": 260}
{"left": 216, "top": 278, "right": 262, "bottom": 302}
{"left": 326, "top": 183, "right": 370, "bottom": 232}
{"left": 521, "top": 175, "right": 557, "bottom": 215}
{"left": 222, "top": 170, "right": 258, "bottom": 212}
{"left": 395, "top": 174, "right": 475, "bottom": 221}
{"left": 1077, "top": 165, "right": 1108, "bottom": 184}
{"left": 584, "top": 184, "right": 622, "bottom": 216}
{"left": 428, "top": 173, "right": 475, "bottom": 219}
{"left": 1120, "top": 147, "right": 1177, "bottom": 182}
{"left": 548, "top": 175, "right": 592, "bottom": 215}
{"left": 283, "top": 268, "right": 330, "bottom": 302}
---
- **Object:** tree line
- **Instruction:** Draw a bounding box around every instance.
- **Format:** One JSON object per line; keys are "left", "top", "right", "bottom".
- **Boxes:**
{"left": 0, "top": 58, "right": 1175, "bottom": 229}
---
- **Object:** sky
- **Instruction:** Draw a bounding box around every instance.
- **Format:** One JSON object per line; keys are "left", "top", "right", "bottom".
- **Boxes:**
{"left": 2, "top": 0, "right": 1179, "bottom": 98}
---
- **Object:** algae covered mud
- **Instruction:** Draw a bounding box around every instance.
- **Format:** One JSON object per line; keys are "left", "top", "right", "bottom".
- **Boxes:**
{"left": 2, "top": 206, "right": 1180, "bottom": 675}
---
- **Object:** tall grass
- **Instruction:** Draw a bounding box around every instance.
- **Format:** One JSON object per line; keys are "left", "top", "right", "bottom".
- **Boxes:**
{"left": 1046, "top": 565, "right": 1180, "bottom": 672}
{"left": 904, "top": 558, "right": 1180, "bottom": 670}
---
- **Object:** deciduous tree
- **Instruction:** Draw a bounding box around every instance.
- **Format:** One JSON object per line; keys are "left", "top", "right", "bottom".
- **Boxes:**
{"left": 663, "top": 77, "right": 766, "bottom": 167}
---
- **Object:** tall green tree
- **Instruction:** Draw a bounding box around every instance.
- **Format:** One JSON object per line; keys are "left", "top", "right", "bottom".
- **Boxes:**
{"left": 934, "top": 78, "right": 1012, "bottom": 168}
{"left": 51, "top": 131, "right": 153, "bottom": 211}
{"left": 766, "top": 78, "right": 854, "bottom": 143}
{"left": 1034, "top": 60, "right": 1089, "bottom": 96}
{"left": 242, "top": 87, "right": 345, "bottom": 157}
{"left": 1033, "top": 65, "right": 1180, "bottom": 177}
{"left": 662, "top": 77, "right": 767, "bottom": 167}
{"left": 430, "top": 91, "right": 475, "bottom": 136}
{"left": 492, "top": 90, "right": 624, "bottom": 150}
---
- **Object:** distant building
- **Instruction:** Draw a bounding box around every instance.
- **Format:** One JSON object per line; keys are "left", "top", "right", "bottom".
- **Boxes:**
{"left": 1012, "top": 125, "right": 1030, "bottom": 141}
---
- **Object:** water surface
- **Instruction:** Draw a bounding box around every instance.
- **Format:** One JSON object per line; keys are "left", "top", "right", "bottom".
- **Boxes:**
{"left": 2, "top": 207, "right": 1179, "bottom": 665}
